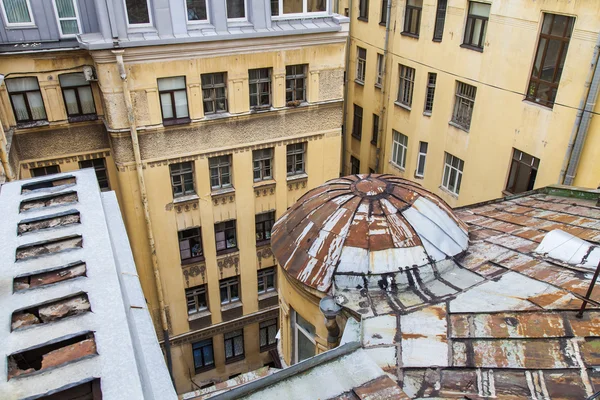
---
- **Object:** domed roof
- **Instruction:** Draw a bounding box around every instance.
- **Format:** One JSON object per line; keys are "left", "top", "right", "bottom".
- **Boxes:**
{"left": 271, "top": 174, "right": 469, "bottom": 292}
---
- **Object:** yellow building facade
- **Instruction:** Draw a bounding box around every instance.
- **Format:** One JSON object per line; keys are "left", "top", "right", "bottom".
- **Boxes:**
{"left": 345, "top": 0, "right": 600, "bottom": 207}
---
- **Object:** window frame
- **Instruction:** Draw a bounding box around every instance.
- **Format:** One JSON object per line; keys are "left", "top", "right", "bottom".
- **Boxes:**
{"left": 423, "top": 72, "right": 437, "bottom": 115}
{"left": 253, "top": 148, "right": 274, "bottom": 182}
{"left": 286, "top": 142, "right": 306, "bottom": 176}
{"left": 192, "top": 339, "right": 215, "bottom": 373}
{"left": 1, "top": 0, "right": 35, "bottom": 27}
{"left": 257, "top": 266, "right": 276, "bottom": 294}
{"left": 442, "top": 152, "right": 464, "bottom": 195}
{"left": 186, "top": 0, "right": 210, "bottom": 24}
{"left": 371, "top": 113, "right": 379, "bottom": 145}
{"left": 31, "top": 165, "right": 60, "bottom": 177}
{"left": 271, "top": 0, "right": 328, "bottom": 18}
{"left": 59, "top": 73, "right": 97, "bottom": 120}
{"left": 379, "top": 0, "right": 387, "bottom": 25}
{"left": 352, "top": 104, "right": 363, "bottom": 141}
{"left": 6, "top": 77, "right": 47, "bottom": 124}
{"left": 451, "top": 81, "right": 477, "bottom": 131}
{"left": 178, "top": 227, "right": 204, "bottom": 264}
{"left": 186, "top": 284, "right": 208, "bottom": 315}
{"left": 123, "top": 0, "right": 153, "bottom": 27}
{"left": 52, "top": 0, "right": 81, "bottom": 37}
{"left": 355, "top": 47, "right": 367, "bottom": 84}
{"left": 358, "top": 0, "right": 368, "bottom": 21}
{"left": 415, "top": 141, "right": 428, "bottom": 178}
{"left": 260, "top": 319, "right": 278, "bottom": 352}
{"left": 375, "top": 53, "right": 384, "bottom": 87}
{"left": 201, "top": 72, "right": 228, "bottom": 115}
{"left": 391, "top": 130, "right": 408, "bottom": 170}
{"left": 432, "top": 0, "right": 447, "bottom": 41}
{"left": 226, "top": 0, "right": 247, "bottom": 21}
{"left": 224, "top": 329, "right": 245, "bottom": 363}
{"left": 402, "top": 0, "right": 422, "bottom": 37}
{"left": 219, "top": 276, "right": 241, "bottom": 305}
{"left": 215, "top": 220, "right": 237, "bottom": 254}
{"left": 462, "top": 1, "right": 490, "bottom": 51}
{"left": 169, "top": 161, "right": 195, "bottom": 197}
{"left": 292, "top": 310, "right": 315, "bottom": 364}
{"left": 396, "top": 64, "right": 415, "bottom": 108}
{"left": 209, "top": 155, "right": 232, "bottom": 190}
{"left": 79, "top": 158, "right": 109, "bottom": 191}
{"left": 505, "top": 148, "right": 540, "bottom": 194}
{"left": 350, "top": 155, "right": 360, "bottom": 175}
{"left": 285, "top": 64, "right": 307, "bottom": 104}
{"left": 249, "top": 68, "right": 272, "bottom": 110}
{"left": 158, "top": 76, "right": 190, "bottom": 125}
{"left": 256, "top": 211, "right": 275, "bottom": 245}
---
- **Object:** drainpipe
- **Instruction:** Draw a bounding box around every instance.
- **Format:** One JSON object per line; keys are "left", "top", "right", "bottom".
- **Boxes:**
{"left": 340, "top": 0, "right": 352, "bottom": 175}
{"left": 112, "top": 50, "right": 174, "bottom": 382}
{"left": 0, "top": 76, "right": 14, "bottom": 181}
{"left": 374, "top": 0, "right": 393, "bottom": 172}
{"left": 560, "top": 33, "right": 600, "bottom": 186}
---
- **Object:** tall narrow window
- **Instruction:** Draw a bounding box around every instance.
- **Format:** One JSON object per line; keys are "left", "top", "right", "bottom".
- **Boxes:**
{"left": 350, "top": 156, "right": 360, "bottom": 175}
{"left": 423, "top": 72, "right": 437, "bottom": 114}
{"left": 432, "top": 0, "right": 447, "bottom": 41}
{"left": 396, "top": 65, "right": 415, "bottom": 108}
{"left": 186, "top": 285, "right": 208, "bottom": 314}
{"left": 526, "top": 14, "right": 575, "bottom": 108}
{"left": 416, "top": 142, "right": 428, "bottom": 177}
{"left": 53, "top": 0, "right": 80, "bottom": 36}
{"left": 403, "top": 0, "right": 422, "bottom": 37}
{"left": 506, "top": 149, "right": 540, "bottom": 194}
{"left": 391, "top": 130, "right": 408, "bottom": 169}
{"left": 379, "top": 0, "right": 387, "bottom": 24}
{"left": 256, "top": 211, "right": 275, "bottom": 244}
{"left": 285, "top": 65, "right": 306, "bottom": 103}
{"left": 125, "top": 0, "right": 151, "bottom": 25}
{"left": 1, "top": 0, "right": 34, "bottom": 26}
{"left": 442, "top": 152, "right": 464, "bottom": 195}
{"left": 253, "top": 148, "right": 274, "bottom": 181}
{"left": 226, "top": 0, "right": 245, "bottom": 19}
{"left": 158, "top": 77, "right": 189, "bottom": 125}
{"left": 249, "top": 68, "right": 272, "bottom": 109}
{"left": 178, "top": 227, "right": 204, "bottom": 263}
{"left": 31, "top": 165, "right": 60, "bottom": 177}
{"left": 293, "top": 310, "right": 315, "bottom": 364}
{"left": 219, "top": 276, "right": 240, "bottom": 304}
{"left": 224, "top": 330, "right": 245, "bottom": 363}
{"left": 356, "top": 47, "right": 366, "bottom": 84}
{"left": 286, "top": 143, "right": 306, "bottom": 176}
{"left": 169, "top": 162, "right": 195, "bottom": 197}
{"left": 451, "top": 81, "right": 477, "bottom": 131}
{"left": 215, "top": 220, "right": 237, "bottom": 253}
{"left": 352, "top": 104, "right": 363, "bottom": 140}
{"left": 6, "top": 77, "right": 47, "bottom": 123}
{"left": 186, "top": 0, "right": 208, "bottom": 22}
{"left": 260, "top": 319, "right": 278, "bottom": 351}
{"left": 209, "top": 155, "right": 232, "bottom": 190}
{"left": 201, "top": 73, "right": 228, "bottom": 115}
{"left": 257, "top": 267, "right": 276, "bottom": 293}
{"left": 358, "top": 0, "right": 368, "bottom": 20}
{"left": 79, "top": 158, "right": 109, "bottom": 190}
{"left": 371, "top": 113, "right": 379, "bottom": 145}
{"left": 59, "top": 73, "right": 96, "bottom": 120}
{"left": 462, "top": 2, "right": 490, "bottom": 50}
{"left": 192, "top": 339, "right": 215, "bottom": 372}
{"left": 375, "top": 53, "right": 384, "bottom": 87}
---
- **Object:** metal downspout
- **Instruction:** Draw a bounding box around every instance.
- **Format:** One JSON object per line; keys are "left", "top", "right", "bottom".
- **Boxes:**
{"left": 560, "top": 33, "right": 600, "bottom": 185}
{"left": 340, "top": 0, "right": 352, "bottom": 176}
{"left": 374, "top": 0, "right": 393, "bottom": 172}
{"left": 112, "top": 50, "right": 174, "bottom": 382}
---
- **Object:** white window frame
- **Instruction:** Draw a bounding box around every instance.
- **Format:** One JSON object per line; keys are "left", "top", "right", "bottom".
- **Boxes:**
{"left": 185, "top": 0, "right": 210, "bottom": 24}
{"left": 375, "top": 53, "right": 384, "bottom": 87}
{"left": 123, "top": 0, "right": 153, "bottom": 28}
{"left": 1, "top": 0, "right": 35, "bottom": 28}
{"left": 415, "top": 141, "right": 427, "bottom": 178}
{"left": 391, "top": 130, "right": 408, "bottom": 170}
{"left": 52, "top": 0, "right": 81, "bottom": 38}
{"left": 226, "top": 0, "right": 247, "bottom": 21}
{"left": 292, "top": 310, "right": 315, "bottom": 364}
{"left": 271, "top": 0, "right": 328, "bottom": 18}
{"left": 355, "top": 47, "right": 366, "bottom": 84}
{"left": 442, "top": 152, "right": 464, "bottom": 195}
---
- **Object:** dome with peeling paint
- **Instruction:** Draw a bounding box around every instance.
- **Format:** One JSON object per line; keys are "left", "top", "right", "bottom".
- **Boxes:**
{"left": 271, "top": 174, "right": 469, "bottom": 293}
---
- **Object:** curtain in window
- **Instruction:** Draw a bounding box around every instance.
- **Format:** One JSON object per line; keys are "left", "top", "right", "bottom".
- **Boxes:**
{"left": 158, "top": 77, "right": 185, "bottom": 91}
{"left": 3, "top": 0, "right": 31, "bottom": 24}
{"left": 160, "top": 93, "right": 173, "bottom": 119}
{"left": 27, "top": 92, "right": 46, "bottom": 120}
{"left": 11, "top": 94, "right": 28, "bottom": 121}
{"left": 6, "top": 77, "right": 38, "bottom": 92}
{"left": 55, "top": 0, "right": 78, "bottom": 34}
{"left": 78, "top": 86, "right": 95, "bottom": 114}
{"left": 63, "top": 89, "right": 79, "bottom": 115}
{"left": 174, "top": 91, "right": 189, "bottom": 118}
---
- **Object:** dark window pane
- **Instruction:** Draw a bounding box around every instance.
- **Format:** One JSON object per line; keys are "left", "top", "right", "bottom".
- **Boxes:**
{"left": 126, "top": 0, "right": 150, "bottom": 24}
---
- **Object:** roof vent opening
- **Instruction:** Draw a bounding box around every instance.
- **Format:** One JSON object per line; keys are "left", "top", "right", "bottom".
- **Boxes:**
{"left": 13, "top": 262, "right": 87, "bottom": 292}
{"left": 18, "top": 211, "right": 81, "bottom": 235}
{"left": 34, "top": 378, "right": 101, "bottom": 400}
{"left": 21, "top": 176, "right": 76, "bottom": 194}
{"left": 11, "top": 293, "right": 91, "bottom": 331}
{"left": 19, "top": 191, "right": 78, "bottom": 212}
{"left": 16, "top": 235, "right": 83, "bottom": 261}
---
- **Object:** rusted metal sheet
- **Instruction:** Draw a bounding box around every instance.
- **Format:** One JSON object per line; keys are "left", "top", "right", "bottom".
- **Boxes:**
{"left": 450, "top": 312, "right": 566, "bottom": 339}
{"left": 352, "top": 376, "right": 409, "bottom": 400}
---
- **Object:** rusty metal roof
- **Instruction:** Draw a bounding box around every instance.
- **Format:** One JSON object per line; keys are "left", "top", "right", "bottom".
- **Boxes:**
{"left": 271, "top": 174, "right": 469, "bottom": 292}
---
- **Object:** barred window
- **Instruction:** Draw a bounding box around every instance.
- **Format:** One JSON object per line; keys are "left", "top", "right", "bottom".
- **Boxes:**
{"left": 257, "top": 267, "right": 276, "bottom": 293}
{"left": 253, "top": 148, "right": 273, "bottom": 181}
{"left": 286, "top": 65, "right": 307, "bottom": 103}
{"left": 256, "top": 211, "right": 275, "bottom": 243}
{"left": 260, "top": 319, "right": 278, "bottom": 351}
{"left": 442, "top": 152, "right": 464, "bottom": 195}
{"left": 286, "top": 143, "right": 306, "bottom": 176}
{"left": 169, "top": 162, "right": 195, "bottom": 197}
{"left": 403, "top": 0, "right": 422, "bottom": 37}
{"left": 451, "top": 81, "right": 477, "bottom": 131}
{"left": 249, "top": 68, "right": 272, "bottom": 109}
{"left": 391, "top": 130, "right": 408, "bottom": 169}
{"left": 224, "top": 329, "right": 245, "bottom": 362}
{"left": 79, "top": 158, "right": 109, "bottom": 190}
{"left": 201, "top": 73, "right": 228, "bottom": 115}
{"left": 215, "top": 220, "right": 237, "bottom": 253}
{"left": 356, "top": 47, "right": 366, "bottom": 83}
{"left": 396, "top": 65, "right": 415, "bottom": 108}
{"left": 209, "top": 155, "right": 232, "bottom": 190}
{"left": 220, "top": 276, "right": 240, "bottom": 304}
{"left": 462, "top": 1, "right": 490, "bottom": 50}
{"left": 186, "top": 284, "right": 207, "bottom": 314}
{"left": 423, "top": 73, "right": 437, "bottom": 114}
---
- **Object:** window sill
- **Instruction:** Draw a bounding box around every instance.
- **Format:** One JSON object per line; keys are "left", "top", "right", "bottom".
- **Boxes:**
{"left": 173, "top": 193, "right": 200, "bottom": 203}
{"left": 370, "top": 140, "right": 377, "bottom": 146}
{"left": 448, "top": 120, "right": 470, "bottom": 133}
{"left": 181, "top": 256, "right": 205, "bottom": 266}
{"left": 389, "top": 161, "right": 406, "bottom": 172}
{"left": 250, "top": 106, "right": 274, "bottom": 113}
{"left": 194, "top": 365, "right": 216, "bottom": 374}
{"left": 5, "top": 24, "right": 37, "bottom": 30}
{"left": 357, "top": 16, "right": 368, "bottom": 22}
{"left": 401, "top": 31, "right": 419, "bottom": 39}
{"left": 286, "top": 173, "right": 308, "bottom": 182}
{"left": 354, "top": 79, "right": 365, "bottom": 86}
{"left": 394, "top": 101, "right": 412, "bottom": 112}
{"left": 163, "top": 117, "right": 191, "bottom": 127}
{"left": 414, "top": 173, "right": 424, "bottom": 180}
{"left": 216, "top": 247, "right": 239, "bottom": 257}
{"left": 127, "top": 26, "right": 158, "bottom": 34}
{"left": 221, "top": 301, "right": 242, "bottom": 312}
{"left": 460, "top": 43, "right": 484, "bottom": 53}
{"left": 16, "top": 120, "right": 49, "bottom": 129}
{"left": 188, "top": 309, "right": 211, "bottom": 322}
{"left": 203, "top": 112, "right": 231, "bottom": 121}
{"left": 501, "top": 190, "right": 514, "bottom": 197}
{"left": 439, "top": 185, "right": 459, "bottom": 199}
{"left": 211, "top": 186, "right": 235, "bottom": 196}
{"left": 187, "top": 21, "right": 214, "bottom": 30}
{"left": 285, "top": 100, "right": 308, "bottom": 108}
{"left": 432, "top": 38, "right": 442, "bottom": 43}
{"left": 423, "top": 111, "right": 432, "bottom": 117}
{"left": 351, "top": 134, "right": 362, "bottom": 141}
{"left": 522, "top": 99, "right": 554, "bottom": 111}
{"left": 375, "top": 83, "right": 382, "bottom": 89}
{"left": 260, "top": 343, "right": 277, "bottom": 353}
{"left": 379, "top": 21, "right": 386, "bottom": 27}
{"left": 225, "top": 355, "right": 246, "bottom": 365}
{"left": 227, "top": 20, "right": 253, "bottom": 28}
{"left": 68, "top": 114, "right": 98, "bottom": 123}
{"left": 258, "top": 290, "right": 278, "bottom": 301}
{"left": 253, "top": 179, "right": 276, "bottom": 188}
{"left": 256, "top": 239, "right": 271, "bottom": 247}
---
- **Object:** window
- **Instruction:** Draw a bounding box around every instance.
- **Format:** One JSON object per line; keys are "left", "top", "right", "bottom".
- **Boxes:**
{"left": 285, "top": 65, "right": 306, "bottom": 103}
{"left": 371, "top": 113, "right": 379, "bottom": 145}
{"left": 201, "top": 73, "right": 227, "bottom": 115}
{"left": 1, "top": 0, "right": 34, "bottom": 26}
{"left": 356, "top": 47, "right": 366, "bottom": 84}
{"left": 249, "top": 68, "right": 272, "bottom": 109}
{"left": 186, "top": 0, "right": 208, "bottom": 22}
{"left": 186, "top": 285, "right": 208, "bottom": 314}
{"left": 256, "top": 211, "right": 275, "bottom": 243}
{"left": 224, "top": 329, "right": 244, "bottom": 362}
{"left": 442, "top": 152, "right": 464, "bottom": 195}
{"left": 257, "top": 267, "right": 276, "bottom": 293}
{"left": 271, "top": 0, "right": 326, "bottom": 16}
{"left": 124, "top": 0, "right": 151, "bottom": 25}
{"left": 506, "top": 149, "right": 540, "bottom": 194}
{"left": 79, "top": 158, "right": 109, "bottom": 190}
{"left": 403, "top": 0, "right": 422, "bottom": 37}
{"left": 397, "top": 65, "right": 415, "bottom": 108}
{"left": 423, "top": 72, "right": 437, "bottom": 114}
{"left": 226, "top": 0, "right": 245, "bottom": 18}
{"left": 6, "top": 77, "right": 47, "bottom": 123}
{"left": 59, "top": 73, "right": 96, "bottom": 119}
{"left": 219, "top": 276, "right": 240, "bottom": 304}
{"left": 253, "top": 148, "right": 273, "bottom": 181}
{"left": 352, "top": 104, "right": 363, "bottom": 140}
{"left": 53, "top": 0, "right": 80, "bottom": 36}
{"left": 192, "top": 339, "right": 215, "bottom": 372}
{"left": 462, "top": 2, "right": 490, "bottom": 50}
{"left": 31, "top": 165, "right": 60, "bottom": 177}
{"left": 158, "top": 77, "right": 189, "bottom": 125}
{"left": 391, "top": 130, "right": 408, "bottom": 169}
{"left": 286, "top": 143, "right": 306, "bottom": 176}
{"left": 358, "top": 0, "right": 368, "bottom": 20}
{"left": 375, "top": 53, "right": 384, "bottom": 87}
{"left": 416, "top": 142, "right": 428, "bottom": 177}
{"left": 209, "top": 155, "right": 232, "bottom": 190}
{"left": 350, "top": 156, "right": 360, "bottom": 175}
{"left": 215, "top": 220, "right": 237, "bottom": 253}
{"left": 526, "top": 13, "right": 575, "bottom": 108}
{"left": 433, "top": 0, "right": 447, "bottom": 41}
{"left": 451, "top": 81, "right": 477, "bottom": 131}
{"left": 260, "top": 319, "right": 278, "bottom": 351}
{"left": 293, "top": 310, "right": 315, "bottom": 364}
{"left": 178, "top": 227, "right": 203, "bottom": 263}
{"left": 169, "top": 162, "right": 195, "bottom": 197}
{"left": 379, "top": 0, "right": 387, "bottom": 24}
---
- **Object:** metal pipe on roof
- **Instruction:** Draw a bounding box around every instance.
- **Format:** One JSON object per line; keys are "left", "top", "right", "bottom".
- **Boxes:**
{"left": 112, "top": 50, "right": 174, "bottom": 383}
{"left": 374, "top": 0, "right": 393, "bottom": 172}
